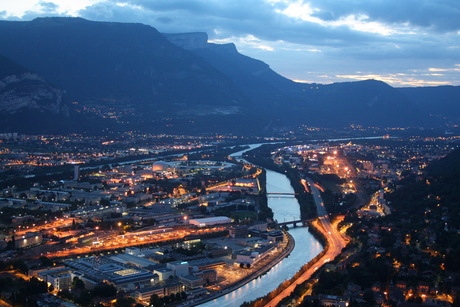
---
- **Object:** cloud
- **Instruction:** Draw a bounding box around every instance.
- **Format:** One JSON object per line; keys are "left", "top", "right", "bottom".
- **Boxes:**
{"left": 39, "top": 1, "right": 59, "bottom": 13}
{"left": 78, "top": 0, "right": 379, "bottom": 47}
{"left": 1, "top": 0, "right": 459, "bottom": 86}
{"left": 76, "top": 0, "right": 459, "bottom": 63}
{"left": 308, "top": 0, "right": 460, "bottom": 33}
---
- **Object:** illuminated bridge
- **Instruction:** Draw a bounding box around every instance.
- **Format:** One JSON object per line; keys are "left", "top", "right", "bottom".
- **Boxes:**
{"left": 276, "top": 219, "right": 312, "bottom": 227}
{"left": 266, "top": 192, "right": 298, "bottom": 198}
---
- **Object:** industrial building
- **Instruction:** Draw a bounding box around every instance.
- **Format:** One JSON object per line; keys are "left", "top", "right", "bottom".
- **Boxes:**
{"left": 29, "top": 266, "right": 72, "bottom": 291}
{"left": 188, "top": 216, "right": 232, "bottom": 227}
{"left": 14, "top": 231, "right": 42, "bottom": 249}
{"left": 134, "top": 281, "right": 183, "bottom": 302}
{"left": 64, "top": 256, "right": 158, "bottom": 291}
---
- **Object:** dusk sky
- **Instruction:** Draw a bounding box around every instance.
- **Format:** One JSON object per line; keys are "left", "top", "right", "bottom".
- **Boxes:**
{"left": 1, "top": 0, "right": 459, "bottom": 87}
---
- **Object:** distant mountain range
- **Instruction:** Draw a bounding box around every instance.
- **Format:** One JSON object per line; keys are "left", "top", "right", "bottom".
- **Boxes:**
{"left": 0, "top": 17, "right": 458, "bottom": 134}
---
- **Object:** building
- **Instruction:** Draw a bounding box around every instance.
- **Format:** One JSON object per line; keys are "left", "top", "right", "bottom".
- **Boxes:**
{"left": 14, "top": 231, "right": 42, "bottom": 249}
{"left": 178, "top": 275, "right": 204, "bottom": 289}
{"left": 125, "top": 246, "right": 159, "bottom": 258}
{"left": 167, "top": 261, "right": 190, "bottom": 277}
{"left": 46, "top": 270, "right": 72, "bottom": 291}
{"left": 234, "top": 244, "right": 277, "bottom": 266}
{"left": 65, "top": 203, "right": 125, "bottom": 219}
{"left": 189, "top": 216, "right": 232, "bottom": 227}
{"left": 234, "top": 250, "right": 259, "bottom": 266}
{"left": 153, "top": 268, "right": 174, "bottom": 281}
{"left": 185, "top": 288, "right": 209, "bottom": 299}
{"left": 110, "top": 253, "right": 158, "bottom": 269}
{"left": 30, "top": 266, "right": 72, "bottom": 291}
{"left": 318, "top": 294, "right": 350, "bottom": 307}
{"left": 188, "top": 258, "right": 226, "bottom": 271}
{"left": 64, "top": 256, "right": 158, "bottom": 292}
{"left": 229, "top": 226, "right": 249, "bottom": 238}
{"left": 267, "top": 230, "right": 284, "bottom": 242}
{"left": 194, "top": 269, "right": 217, "bottom": 284}
{"left": 152, "top": 161, "right": 174, "bottom": 172}
{"left": 134, "top": 282, "right": 183, "bottom": 302}
{"left": 74, "top": 165, "right": 80, "bottom": 181}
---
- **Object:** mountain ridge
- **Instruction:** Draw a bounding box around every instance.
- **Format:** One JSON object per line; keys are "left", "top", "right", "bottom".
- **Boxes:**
{"left": 0, "top": 17, "right": 457, "bottom": 134}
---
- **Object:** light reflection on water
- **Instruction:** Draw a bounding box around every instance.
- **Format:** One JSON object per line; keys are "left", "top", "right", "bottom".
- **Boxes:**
{"left": 200, "top": 165, "right": 322, "bottom": 306}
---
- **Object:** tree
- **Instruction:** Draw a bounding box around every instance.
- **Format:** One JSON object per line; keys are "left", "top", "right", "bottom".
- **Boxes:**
{"left": 12, "top": 260, "right": 28, "bottom": 274}
{"left": 72, "top": 276, "right": 85, "bottom": 290}
{"left": 163, "top": 295, "right": 171, "bottom": 304}
{"left": 363, "top": 290, "right": 375, "bottom": 305}
{"left": 150, "top": 294, "right": 162, "bottom": 307}
{"left": 100, "top": 198, "right": 111, "bottom": 206}
{"left": 39, "top": 256, "right": 54, "bottom": 267}
{"left": 114, "top": 297, "right": 136, "bottom": 307}
{"left": 91, "top": 283, "right": 116, "bottom": 297}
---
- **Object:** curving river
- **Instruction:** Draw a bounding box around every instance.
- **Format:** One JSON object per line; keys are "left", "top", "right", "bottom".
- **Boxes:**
{"left": 200, "top": 144, "right": 323, "bottom": 306}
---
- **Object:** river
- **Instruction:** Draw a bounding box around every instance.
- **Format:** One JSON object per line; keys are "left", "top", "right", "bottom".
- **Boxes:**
{"left": 200, "top": 144, "right": 323, "bottom": 306}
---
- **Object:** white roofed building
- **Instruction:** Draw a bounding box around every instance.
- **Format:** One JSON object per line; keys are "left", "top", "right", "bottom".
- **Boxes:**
{"left": 189, "top": 216, "right": 232, "bottom": 227}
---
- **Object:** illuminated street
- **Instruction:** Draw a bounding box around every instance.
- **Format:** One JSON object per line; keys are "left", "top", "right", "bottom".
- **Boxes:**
{"left": 45, "top": 226, "right": 226, "bottom": 258}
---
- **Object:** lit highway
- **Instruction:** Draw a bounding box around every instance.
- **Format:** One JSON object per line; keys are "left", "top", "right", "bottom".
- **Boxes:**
{"left": 266, "top": 177, "right": 348, "bottom": 307}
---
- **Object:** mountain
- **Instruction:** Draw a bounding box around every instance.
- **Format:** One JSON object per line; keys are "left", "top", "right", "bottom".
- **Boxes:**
{"left": 301, "top": 80, "right": 426, "bottom": 127}
{"left": 0, "top": 17, "right": 453, "bottom": 134}
{"left": 398, "top": 86, "right": 460, "bottom": 121}
{"left": 0, "top": 55, "right": 63, "bottom": 114}
{"left": 0, "top": 55, "right": 74, "bottom": 132}
{"left": 386, "top": 147, "right": 460, "bottom": 273}
{"left": 164, "top": 33, "right": 429, "bottom": 128}
{"left": 0, "top": 18, "right": 249, "bottom": 130}
{"left": 164, "top": 33, "right": 304, "bottom": 102}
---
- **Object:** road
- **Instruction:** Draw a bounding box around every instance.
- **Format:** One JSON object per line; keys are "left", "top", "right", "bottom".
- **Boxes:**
{"left": 265, "top": 177, "right": 348, "bottom": 307}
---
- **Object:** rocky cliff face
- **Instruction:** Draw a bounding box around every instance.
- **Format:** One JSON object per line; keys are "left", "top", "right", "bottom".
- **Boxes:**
{"left": 163, "top": 32, "right": 238, "bottom": 53}
{"left": 0, "top": 56, "right": 63, "bottom": 114}
{"left": 163, "top": 32, "right": 210, "bottom": 50}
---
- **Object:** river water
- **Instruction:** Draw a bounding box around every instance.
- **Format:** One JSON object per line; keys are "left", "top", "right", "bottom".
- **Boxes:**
{"left": 200, "top": 144, "right": 323, "bottom": 306}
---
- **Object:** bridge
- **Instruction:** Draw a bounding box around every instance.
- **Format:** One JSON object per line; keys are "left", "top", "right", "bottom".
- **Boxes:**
{"left": 267, "top": 192, "right": 298, "bottom": 198}
{"left": 276, "top": 219, "right": 312, "bottom": 227}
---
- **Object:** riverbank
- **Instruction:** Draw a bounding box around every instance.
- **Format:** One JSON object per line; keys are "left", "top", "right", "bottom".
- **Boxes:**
{"left": 181, "top": 231, "right": 295, "bottom": 306}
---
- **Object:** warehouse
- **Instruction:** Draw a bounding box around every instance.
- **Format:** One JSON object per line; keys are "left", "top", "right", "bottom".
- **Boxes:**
{"left": 188, "top": 216, "right": 232, "bottom": 227}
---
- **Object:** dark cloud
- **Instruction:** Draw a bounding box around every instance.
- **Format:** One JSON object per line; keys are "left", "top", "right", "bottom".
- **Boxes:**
{"left": 309, "top": 0, "right": 460, "bottom": 32}
{"left": 77, "top": 0, "right": 459, "bottom": 62}
{"left": 79, "top": 0, "right": 379, "bottom": 47}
